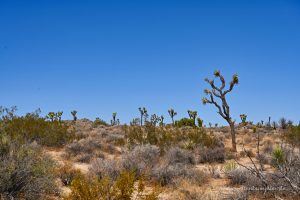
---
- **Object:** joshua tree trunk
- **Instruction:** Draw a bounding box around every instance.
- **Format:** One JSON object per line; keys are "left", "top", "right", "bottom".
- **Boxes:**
{"left": 171, "top": 117, "right": 174, "bottom": 125}
{"left": 229, "top": 121, "right": 237, "bottom": 151}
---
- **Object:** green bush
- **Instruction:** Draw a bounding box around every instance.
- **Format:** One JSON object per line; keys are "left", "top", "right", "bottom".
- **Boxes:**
{"left": 67, "top": 171, "right": 159, "bottom": 200}
{"left": 0, "top": 112, "right": 74, "bottom": 147}
{"left": 175, "top": 118, "right": 195, "bottom": 127}
{"left": 272, "top": 147, "right": 285, "bottom": 165}
{"left": 285, "top": 125, "right": 300, "bottom": 146}
{"left": 93, "top": 117, "right": 109, "bottom": 127}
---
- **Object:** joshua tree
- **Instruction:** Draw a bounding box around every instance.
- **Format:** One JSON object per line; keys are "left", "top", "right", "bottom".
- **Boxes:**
{"left": 187, "top": 110, "right": 197, "bottom": 125}
{"left": 71, "top": 110, "right": 77, "bottom": 121}
{"left": 160, "top": 115, "right": 164, "bottom": 126}
{"left": 287, "top": 120, "right": 293, "bottom": 128}
{"left": 168, "top": 108, "right": 177, "bottom": 125}
{"left": 272, "top": 121, "right": 278, "bottom": 130}
{"left": 150, "top": 114, "right": 161, "bottom": 126}
{"left": 240, "top": 114, "right": 247, "bottom": 125}
{"left": 111, "top": 112, "right": 117, "bottom": 126}
{"left": 56, "top": 111, "right": 63, "bottom": 122}
{"left": 138, "top": 107, "right": 147, "bottom": 126}
{"left": 197, "top": 117, "right": 203, "bottom": 127}
{"left": 47, "top": 112, "right": 56, "bottom": 122}
{"left": 279, "top": 118, "right": 288, "bottom": 129}
{"left": 202, "top": 70, "right": 239, "bottom": 151}
{"left": 267, "top": 116, "right": 271, "bottom": 127}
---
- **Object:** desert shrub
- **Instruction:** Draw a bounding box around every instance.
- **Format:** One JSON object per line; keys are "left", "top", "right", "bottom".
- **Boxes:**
{"left": 207, "top": 164, "right": 221, "bottom": 179}
{"left": 272, "top": 147, "right": 285, "bottom": 165}
{"left": 175, "top": 118, "right": 195, "bottom": 127}
{"left": 163, "top": 147, "right": 195, "bottom": 165}
{"left": 225, "top": 151, "right": 238, "bottom": 160}
{"left": 256, "top": 154, "right": 269, "bottom": 165}
{"left": 152, "top": 164, "right": 207, "bottom": 186}
{"left": 90, "top": 158, "right": 120, "bottom": 180}
{"left": 93, "top": 117, "right": 108, "bottom": 127}
{"left": 226, "top": 169, "right": 248, "bottom": 185}
{"left": 184, "top": 128, "right": 219, "bottom": 149}
{"left": 105, "top": 133, "right": 125, "bottom": 146}
{"left": 123, "top": 125, "right": 145, "bottom": 146}
{"left": 223, "top": 160, "right": 237, "bottom": 173}
{"left": 262, "top": 140, "right": 273, "bottom": 154}
{"left": 68, "top": 171, "right": 135, "bottom": 200}
{"left": 279, "top": 118, "right": 288, "bottom": 129}
{"left": 239, "top": 151, "right": 246, "bottom": 158}
{"left": 124, "top": 125, "right": 218, "bottom": 152}
{"left": 74, "top": 153, "right": 97, "bottom": 163}
{"left": 67, "top": 171, "right": 159, "bottom": 200}
{"left": 285, "top": 124, "right": 300, "bottom": 147}
{"left": 122, "top": 144, "right": 160, "bottom": 176}
{"left": 223, "top": 189, "right": 249, "bottom": 200}
{"left": 196, "top": 146, "right": 225, "bottom": 163}
{"left": 245, "top": 149, "right": 255, "bottom": 157}
{"left": 58, "top": 163, "right": 81, "bottom": 186}
{"left": 243, "top": 135, "right": 252, "bottom": 143}
{"left": 0, "top": 112, "right": 73, "bottom": 147}
{"left": 65, "top": 137, "right": 103, "bottom": 162}
{"left": 0, "top": 138, "right": 57, "bottom": 199}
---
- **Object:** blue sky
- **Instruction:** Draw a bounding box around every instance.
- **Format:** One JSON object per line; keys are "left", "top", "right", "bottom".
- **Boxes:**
{"left": 0, "top": 0, "right": 300, "bottom": 125}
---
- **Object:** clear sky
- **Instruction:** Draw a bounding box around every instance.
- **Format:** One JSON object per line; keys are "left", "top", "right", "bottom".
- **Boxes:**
{"left": 1, "top": 0, "right": 300, "bottom": 125}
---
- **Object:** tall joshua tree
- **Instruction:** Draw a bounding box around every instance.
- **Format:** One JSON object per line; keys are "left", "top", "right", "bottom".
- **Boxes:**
{"left": 202, "top": 70, "right": 239, "bottom": 152}
{"left": 56, "top": 111, "right": 63, "bottom": 122}
{"left": 168, "top": 108, "right": 177, "bottom": 125}
{"left": 187, "top": 110, "right": 197, "bottom": 125}
{"left": 138, "top": 107, "right": 147, "bottom": 126}
{"left": 71, "top": 110, "right": 77, "bottom": 121}
{"left": 47, "top": 112, "right": 56, "bottom": 122}
{"left": 111, "top": 112, "right": 117, "bottom": 126}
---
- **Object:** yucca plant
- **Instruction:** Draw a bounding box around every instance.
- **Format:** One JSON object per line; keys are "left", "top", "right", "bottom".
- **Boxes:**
{"left": 203, "top": 70, "right": 239, "bottom": 151}
{"left": 168, "top": 108, "right": 177, "bottom": 125}
{"left": 272, "top": 147, "right": 285, "bottom": 165}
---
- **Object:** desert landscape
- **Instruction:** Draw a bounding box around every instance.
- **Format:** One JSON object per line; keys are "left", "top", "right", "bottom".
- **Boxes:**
{"left": 1, "top": 1, "right": 299, "bottom": 199}
{"left": 1, "top": 71, "right": 300, "bottom": 200}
